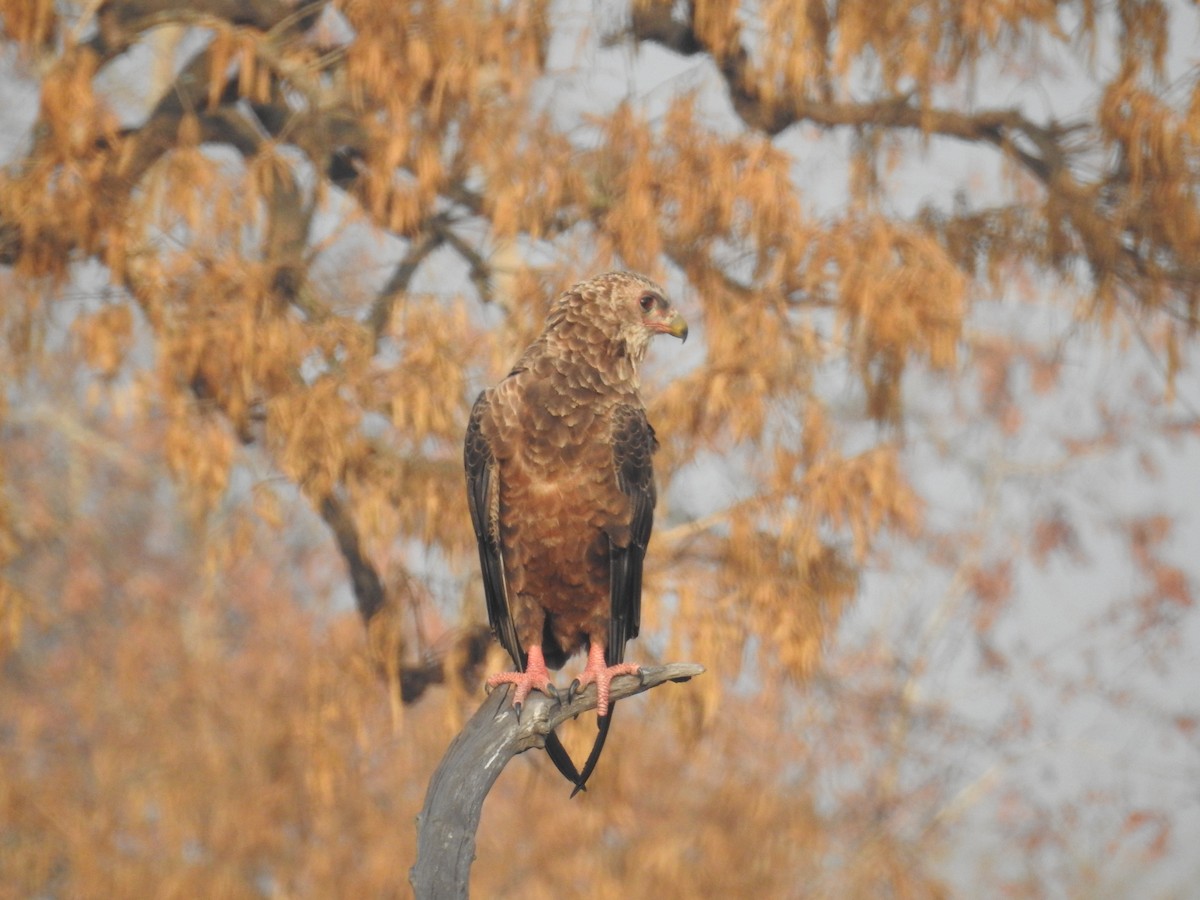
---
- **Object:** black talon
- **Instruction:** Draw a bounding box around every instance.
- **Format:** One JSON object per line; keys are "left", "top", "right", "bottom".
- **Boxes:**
{"left": 568, "top": 679, "right": 582, "bottom": 702}
{"left": 545, "top": 682, "right": 560, "bottom": 702}
{"left": 513, "top": 701, "right": 523, "bottom": 722}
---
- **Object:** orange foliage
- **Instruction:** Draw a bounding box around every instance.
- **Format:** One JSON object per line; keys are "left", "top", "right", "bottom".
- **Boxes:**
{"left": 1, "top": 0, "right": 1197, "bottom": 895}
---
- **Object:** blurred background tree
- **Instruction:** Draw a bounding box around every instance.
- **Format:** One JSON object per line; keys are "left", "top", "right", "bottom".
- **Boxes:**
{"left": 1, "top": 1, "right": 1197, "bottom": 896}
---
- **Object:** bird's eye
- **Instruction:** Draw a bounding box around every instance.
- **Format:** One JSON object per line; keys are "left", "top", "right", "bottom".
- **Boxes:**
{"left": 639, "top": 293, "right": 656, "bottom": 312}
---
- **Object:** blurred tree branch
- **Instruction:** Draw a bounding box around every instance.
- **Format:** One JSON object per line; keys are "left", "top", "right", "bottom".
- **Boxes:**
{"left": 621, "top": 0, "right": 1200, "bottom": 323}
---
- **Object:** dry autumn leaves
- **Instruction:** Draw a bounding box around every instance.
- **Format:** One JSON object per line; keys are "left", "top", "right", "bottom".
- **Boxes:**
{"left": 1, "top": 1, "right": 1198, "bottom": 896}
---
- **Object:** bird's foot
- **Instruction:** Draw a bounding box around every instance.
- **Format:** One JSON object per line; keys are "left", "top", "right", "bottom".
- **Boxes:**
{"left": 486, "top": 644, "right": 559, "bottom": 715}
{"left": 569, "top": 643, "right": 642, "bottom": 717}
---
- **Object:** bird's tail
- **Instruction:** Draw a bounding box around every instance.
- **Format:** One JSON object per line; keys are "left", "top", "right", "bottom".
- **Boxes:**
{"left": 545, "top": 730, "right": 583, "bottom": 789}
{"left": 570, "top": 702, "right": 616, "bottom": 798}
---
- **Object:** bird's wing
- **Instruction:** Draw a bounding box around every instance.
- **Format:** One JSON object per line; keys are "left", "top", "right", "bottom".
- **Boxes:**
{"left": 606, "top": 402, "right": 658, "bottom": 666}
{"left": 464, "top": 390, "right": 522, "bottom": 669}
{"left": 573, "top": 403, "right": 658, "bottom": 795}
{"left": 466, "top": 388, "right": 583, "bottom": 787}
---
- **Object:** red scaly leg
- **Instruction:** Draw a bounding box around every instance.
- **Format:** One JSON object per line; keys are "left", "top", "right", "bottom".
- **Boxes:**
{"left": 487, "top": 645, "right": 581, "bottom": 787}
{"left": 570, "top": 641, "right": 641, "bottom": 717}
{"left": 486, "top": 644, "right": 558, "bottom": 710}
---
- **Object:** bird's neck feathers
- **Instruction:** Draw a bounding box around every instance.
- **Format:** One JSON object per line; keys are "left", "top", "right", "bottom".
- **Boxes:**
{"left": 538, "top": 303, "right": 644, "bottom": 390}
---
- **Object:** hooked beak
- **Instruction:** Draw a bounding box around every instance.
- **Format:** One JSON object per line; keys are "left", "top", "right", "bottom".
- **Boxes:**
{"left": 664, "top": 310, "right": 689, "bottom": 343}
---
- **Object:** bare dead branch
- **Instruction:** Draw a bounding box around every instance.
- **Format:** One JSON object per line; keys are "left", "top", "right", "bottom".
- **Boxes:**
{"left": 368, "top": 223, "right": 448, "bottom": 339}
{"left": 410, "top": 662, "right": 705, "bottom": 900}
{"left": 319, "top": 493, "right": 386, "bottom": 622}
{"left": 89, "top": 0, "right": 326, "bottom": 62}
{"left": 433, "top": 218, "right": 496, "bottom": 306}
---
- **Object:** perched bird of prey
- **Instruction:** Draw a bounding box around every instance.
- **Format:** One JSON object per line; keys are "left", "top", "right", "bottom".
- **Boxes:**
{"left": 464, "top": 271, "right": 688, "bottom": 794}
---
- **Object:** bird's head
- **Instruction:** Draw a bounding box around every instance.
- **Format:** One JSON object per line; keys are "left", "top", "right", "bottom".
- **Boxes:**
{"left": 566, "top": 271, "right": 688, "bottom": 363}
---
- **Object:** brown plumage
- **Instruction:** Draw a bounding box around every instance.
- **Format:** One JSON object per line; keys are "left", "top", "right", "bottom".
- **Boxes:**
{"left": 464, "top": 271, "right": 687, "bottom": 794}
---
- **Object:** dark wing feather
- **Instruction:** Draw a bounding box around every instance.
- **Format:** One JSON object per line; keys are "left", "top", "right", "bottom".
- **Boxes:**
{"left": 465, "top": 390, "right": 582, "bottom": 788}
{"left": 573, "top": 404, "right": 658, "bottom": 796}
{"left": 606, "top": 404, "right": 658, "bottom": 666}
{"left": 463, "top": 391, "right": 523, "bottom": 669}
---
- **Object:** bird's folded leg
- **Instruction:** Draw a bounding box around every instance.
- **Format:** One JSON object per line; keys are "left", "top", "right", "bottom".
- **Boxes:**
{"left": 486, "top": 644, "right": 560, "bottom": 717}
{"left": 568, "top": 641, "right": 642, "bottom": 717}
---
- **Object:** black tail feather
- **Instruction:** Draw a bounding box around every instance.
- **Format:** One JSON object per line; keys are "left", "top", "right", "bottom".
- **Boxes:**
{"left": 570, "top": 702, "right": 616, "bottom": 798}
{"left": 545, "top": 730, "right": 583, "bottom": 789}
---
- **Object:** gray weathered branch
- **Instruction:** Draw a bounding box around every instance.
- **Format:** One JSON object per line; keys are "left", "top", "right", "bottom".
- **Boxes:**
{"left": 410, "top": 662, "right": 705, "bottom": 900}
